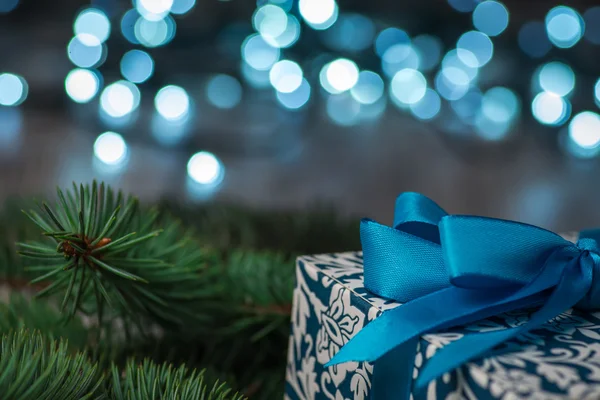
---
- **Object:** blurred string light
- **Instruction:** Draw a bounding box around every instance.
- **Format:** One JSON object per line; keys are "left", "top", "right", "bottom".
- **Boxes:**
{"left": 567, "top": 111, "right": 600, "bottom": 158}
{"left": 448, "top": 0, "right": 477, "bottom": 13}
{"left": 350, "top": 71, "right": 384, "bottom": 105}
{"left": 0, "top": 107, "right": 22, "bottom": 154}
{"left": 122, "top": 9, "right": 141, "bottom": 44}
{"left": 187, "top": 151, "right": 224, "bottom": 185}
{"left": 151, "top": 112, "right": 190, "bottom": 146}
{"left": 375, "top": 28, "right": 410, "bottom": 58}
{"left": 475, "top": 87, "right": 519, "bottom": 140}
{"left": 120, "top": 50, "right": 154, "bottom": 83}
{"left": 67, "top": 35, "right": 106, "bottom": 68}
{"left": 382, "top": 43, "right": 420, "bottom": 77}
{"left": 155, "top": 85, "right": 190, "bottom": 120}
{"left": 269, "top": 60, "right": 303, "bottom": 93}
{"left": 264, "top": 14, "right": 300, "bottom": 48}
{"left": 410, "top": 88, "right": 441, "bottom": 120}
{"left": 100, "top": 81, "right": 140, "bottom": 118}
{"left": 531, "top": 92, "right": 570, "bottom": 126}
{"left": 325, "top": 58, "right": 359, "bottom": 92}
{"left": 253, "top": 5, "right": 288, "bottom": 39}
{"left": 242, "top": 34, "right": 280, "bottom": 71}
{"left": 0, "top": 73, "right": 27, "bottom": 106}
{"left": 266, "top": 0, "right": 293, "bottom": 12}
{"left": 451, "top": 89, "right": 482, "bottom": 123}
{"left": 65, "top": 68, "right": 100, "bottom": 103}
{"left": 94, "top": 131, "right": 128, "bottom": 166}
{"left": 136, "top": 0, "right": 173, "bottom": 21}
{"left": 518, "top": 21, "right": 552, "bottom": 58}
{"left": 472, "top": 1, "right": 509, "bottom": 37}
{"left": 74, "top": 9, "right": 111, "bottom": 45}
{"left": 442, "top": 49, "right": 478, "bottom": 83}
{"left": 326, "top": 92, "right": 361, "bottom": 126}
{"left": 595, "top": 78, "right": 600, "bottom": 108}
{"left": 241, "top": 62, "right": 271, "bottom": 88}
{"left": 545, "top": 6, "right": 584, "bottom": 49}
{"left": 457, "top": 31, "right": 493, "bottom": 68}
{"left": 536, "top": 62, "right": 575, "bottom": 97}
{"left": 206, "top": 74, "right": 242, "bottom": 109}
{"left": 435, "top": 50, "right": 478, "bottom": 101}
{"left": 412, "top": 35, "right": 443, "bottom": 71}
{"left": 390, "top": 68, "right": 427, "bottom": 106}
{"left": 584, "top": 7, "right": 600, "bottom": 45}
{"left": 322, "top": 13, "right": 375, "bottom": 52}
{"left": 0, "top": 0, "right": 19, "bottom": 13}
{"left": 298, "top": 0, "right": 338, "bottom": 30}
{"left": 135, "top": 14, "right": 176, "bottom": 47}
{"left": 170, "top": 0, "right": 196, "bottom": 15}
{"left": 276, "top": 77, "right": 311, "bottom": 110}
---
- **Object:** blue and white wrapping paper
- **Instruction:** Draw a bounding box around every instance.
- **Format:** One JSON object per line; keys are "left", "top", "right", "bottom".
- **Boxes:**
{"left": 285, "top": 250, "right": 600, "bottom": 400}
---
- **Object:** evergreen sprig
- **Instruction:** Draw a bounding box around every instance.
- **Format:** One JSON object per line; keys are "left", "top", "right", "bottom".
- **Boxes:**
{"left": 18, "top": 182, "right": 210, "bottom": 329}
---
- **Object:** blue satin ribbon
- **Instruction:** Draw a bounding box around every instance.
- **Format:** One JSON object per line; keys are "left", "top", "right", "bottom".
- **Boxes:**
{"left": 327, "top": 192, "right": 600, "bottom": 398}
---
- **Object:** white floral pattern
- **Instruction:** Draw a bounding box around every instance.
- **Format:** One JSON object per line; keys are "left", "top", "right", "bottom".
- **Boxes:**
{"left": 285, "top": 252, "right": 600, "bottom": 400}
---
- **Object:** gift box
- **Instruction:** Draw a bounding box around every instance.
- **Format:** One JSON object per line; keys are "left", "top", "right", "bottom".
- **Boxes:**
{"left": 285, "top": 251, "right": 600, "bottom": 400}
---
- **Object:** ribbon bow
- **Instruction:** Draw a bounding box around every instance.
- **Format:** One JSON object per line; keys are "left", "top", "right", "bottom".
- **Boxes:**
{"left": 328, "top": 192, "right": 600, "bottom": 397}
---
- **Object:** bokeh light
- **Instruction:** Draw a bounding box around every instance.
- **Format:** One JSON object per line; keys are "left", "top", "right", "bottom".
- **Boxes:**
{"left": 121, "top": 9, "right": 141, "bottom": 44}
{"left": 299, "top": 0, "right": 338, "bottom": 30}
{"left": 473, "top": 1, "right": 509, "bottom": 37}
{"left": 442, "top": 49, "right": 478, "bottom": 83}
{"left": 410, "top": 88, "right": 441, "bottom": 120}
{"left": 390, "top": 68, "right": 427, "bottom": 105}
{"left": 206, "top": 74, "right": 242, "bottom": 109}
{"left": 170, "top": 0, "right": 196, "bottom": 15}
{"left": 241, "top": 62, "right": 271, "bottom": 88}
{"left": 518, "top": 21, "right": 552, "bottom": 58}
{"left": 412, "top": 35, "right": 443, "bottom": 71}
{"left": 135, "top": 14, "right": 176, "bottom": 47}
{"left": 545, "top": 6, "right": 584, "bottom": 49}
{"left": 568, "top": 112, "right": 600, "bottom": 156}
{"left": 375, "top": 27, "right": 410, "bottom": 58}
{"left": 100, "top": 81, "right": 139, "bottom": 118}
{"left": 584, "top": 7, "right": 600, "bottom": 45}
{"left": 531, "top": 92, "right": 570, "bottom": 126}
{"left": 537, "top": 62, "right": 575, "bottom": 97}
{"left": 322, "top": 13, "right": 375, "bottom": 52}
{"left": 276, "top": 78, "right": 311, "bottom": 110}
{"left": 326, "top": 93, "right": 361, "bottom": 126}
{"left": 242, "top": 34, "right": 280, "bottom": 71}
{"left": 481, "top": 87, "right": 519, "bottom": 124}
{"left": 457, "top": 31, "right": 494, "bottom": 68}
{"left": 269, "top": 60, "right": 303, "bottom": 93}
{"left": 350, "top": 71, "right": 384, "bottom": 105}
{"left": 474, "top": 112, "right": 512, "bottom": 141}
{"left": 253, "top": 5, "right": 288, "bottom": 40}
{"left": 94, "top": 131, "right": 128, "bottom": 166}
{"left": 382, "top": 44, "right": 420, "bottom": 77}
{"left": 0, "top": 73, "right": 27, "bottom": 106}
{"left": 155, "top": 85, "right": 190, "bottom": 120}
{"left": 448, "top": 0, "right": 477, "bottom": 13}
{"left": 65, "top": 69, "right": 100, "bottom": 103}
{"left": 435, "top": 70, "right": 469, "bottom": 101}
{"left": 0, "top": 0, "right": 19, "bottom": 13}
{"left": 451, "top": 89, "right": 482, "bottom": 123}
{"left": 74, "top": 9, "right": 110, "bottom": 45}
{"left": 595, "top": 78, "right": 600, "bottom": 108}
{"left": 324, "top": 58, "right": 359, "bottom": 92}
{"left": 67, "top": 35, "right": 105, "bottom": 68}
{"left": 187, "top": 151, "right": 224, "bottom": 185}
{"left": 136, "top": 0, "right": 173, "bottom": 21}
{"left": 120, "top": 50, "right": 154, "bottom": 83}
{"left": 264, "top": 14, "right": 301, "bottom": 48}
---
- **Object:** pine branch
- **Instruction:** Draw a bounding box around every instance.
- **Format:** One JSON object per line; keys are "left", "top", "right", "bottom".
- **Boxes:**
{"left": 18, "top": 182, "right": 212, "bottom": 330}
{"left": 109, "top": 359, "right": 244, "bottom": 400}
{"left": 0, "top": 329, "right": 104, "bottom": 400}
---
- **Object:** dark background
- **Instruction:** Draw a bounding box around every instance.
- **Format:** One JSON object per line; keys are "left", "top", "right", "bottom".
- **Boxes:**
{"left": 1, "top": 0, "right": 600, "bottom": 235}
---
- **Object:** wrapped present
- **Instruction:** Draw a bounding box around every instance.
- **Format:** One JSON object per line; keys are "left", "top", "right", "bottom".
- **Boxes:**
{"left": 285, "top": 193, "right": 600, "bottom": 400}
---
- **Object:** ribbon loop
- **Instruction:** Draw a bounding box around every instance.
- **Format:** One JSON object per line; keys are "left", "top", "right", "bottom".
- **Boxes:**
{"left": 329, "top": 193, "right": 600, "bottom": 397}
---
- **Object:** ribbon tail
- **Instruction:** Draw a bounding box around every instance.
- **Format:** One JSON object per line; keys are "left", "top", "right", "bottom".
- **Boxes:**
{"left": 415, "top": 257, "right": 592, "bottom": 389}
